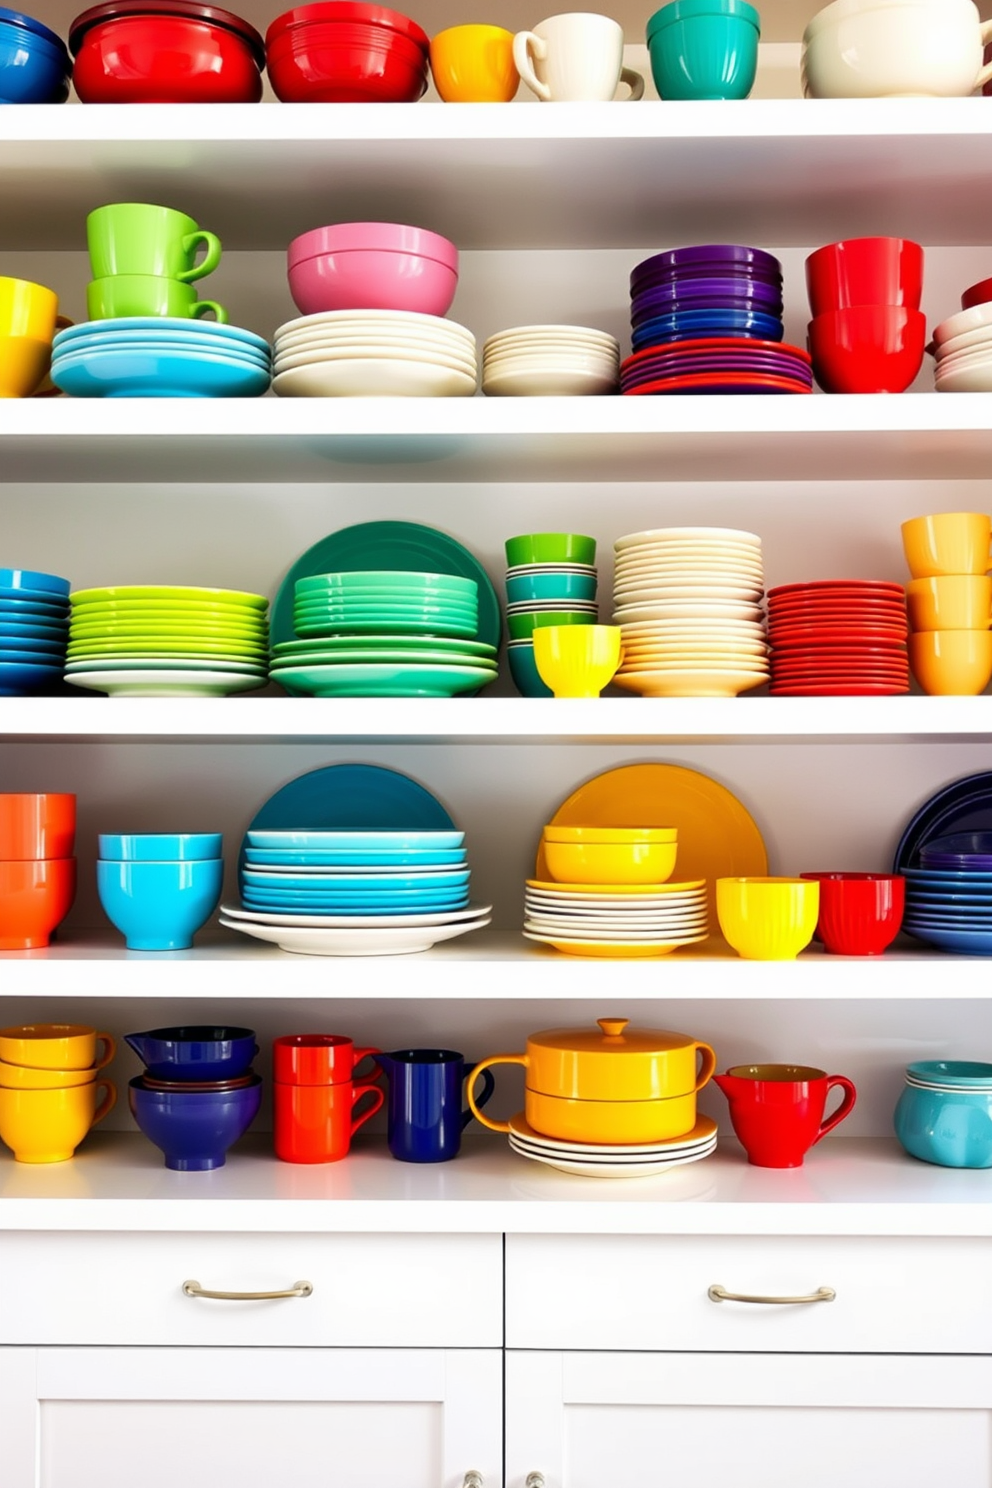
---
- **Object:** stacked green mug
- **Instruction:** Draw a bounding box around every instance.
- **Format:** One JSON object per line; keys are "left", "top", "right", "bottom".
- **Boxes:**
{"left": 85, "top": 203, "right": 227, "bottom": 322}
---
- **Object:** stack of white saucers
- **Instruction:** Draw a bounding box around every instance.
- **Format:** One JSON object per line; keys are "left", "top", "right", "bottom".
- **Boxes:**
{"left": 930, "top": 304, "right": 992, "bottom": 394}
{"left": 523, "top": 878, "right": 709, "bottom": 957}
{"left": 271, "top": 310, "right": 478, "bottom": 397}
{"left": 507, "top": 1111, "right": 718, "bottom": 1178}
{"left": 611, "top": 525, "right": 769, "bottom": 698}
{"left": 482, "top": 324, "right": 620, "bottom": 397}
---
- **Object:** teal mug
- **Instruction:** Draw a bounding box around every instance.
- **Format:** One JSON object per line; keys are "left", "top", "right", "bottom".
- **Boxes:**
{"left": 87, "top": 203, "right": 223, "bottom": 284}
{"left": 87, "top": 276, "right": 228, "bottom": 322}
{"left": 646, "top": 0, "right": 760, "bottom": 100}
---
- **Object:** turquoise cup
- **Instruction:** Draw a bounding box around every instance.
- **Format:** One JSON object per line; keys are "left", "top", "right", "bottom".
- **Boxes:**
{"left": 507, "top": 641, "right": 553, "bottom": 698}
{"left": 646, "top": 0, "right": 760, "bottom": 101}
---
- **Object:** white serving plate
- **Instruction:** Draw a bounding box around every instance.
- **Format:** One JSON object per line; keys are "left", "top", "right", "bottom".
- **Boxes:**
{"left": 219, "top": 914, "right": 491, "bottom": 956}
{"left": 274, "top": 344, "right": 478, "bottom": 377}
{"left": 219, "top": 900, "right": 490, "bottom": 928}
{"left": 65, "top": 668, "right": 268, "bottom": 697}
{"left": 275, "top": 309, "right": 475, "bottom": 343}
{"left": 616, "top": 527, "right": 761, "bottom": 550}
{"left": 509, "top": 1111, "right": 718, "bottom": 1154}
{"left": 482, "top": 364, "right": 618, "bottom": 397}
{"left": 274, "top": 359, "right": 477, "bottom": 398}
{"left": 613, "top": 667, "right": 768, "bottom": 698}
{"left": 507, "top": 1135, "right": 717, "bottom": 1178}
{"left": 276, "top": 325, "right": 477, "bottom": 356}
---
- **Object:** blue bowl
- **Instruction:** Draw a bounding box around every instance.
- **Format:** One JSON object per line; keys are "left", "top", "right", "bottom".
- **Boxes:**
{"left": 129, "top": 1075, "right": 262, "bottom": 1171}
{"left": 0, "top": 17, "right": 69, "bottom": 102}
{"left": 124, "top": 1024, "right": 258, "bottom": 1081}
{"left": 508, "top": 641, "right": 553, "bottom": 698}
{"left": 99, "top": 833, "right": 223, "bottom": 862}
{"left": 0, "top": 568, "right": 70, "bottom": 596}
{"left": 97, "top": 858, "right": 223, "bottom": 951}
{"left": 505, "top": 572, "right": 598, "bottom": 605}
{"left": 51, "top": 346, "right": 271, "bottom": 399}
{"left": 894, "top": 1081, "right": 992, "bottom": 1168}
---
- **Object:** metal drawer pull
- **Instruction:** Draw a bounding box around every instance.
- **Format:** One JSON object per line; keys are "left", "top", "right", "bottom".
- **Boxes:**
{"left": 708, "top": 1283, "right": 835, "bottom": 1306}
{"left": 463, "top": 1474, "right": 484, "bottom": 1488}
{"left": 526, "top": 1475, "right": 546, "bottom": 1488}
{"left": 182, "top": 1278, "right": 313, "bottom": 1301}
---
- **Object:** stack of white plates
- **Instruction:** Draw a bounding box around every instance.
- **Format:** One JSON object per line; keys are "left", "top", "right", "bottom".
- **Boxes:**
{"left": 507, "top": 1111, "right": 718, "bottom": 1178}
{"left": 482, "top": 324, "right": 620, "bottom": 397}
{"left": 611, "top": 526, "right": 769, "bottom": 698}
{"left": 931, "top": 304, "right": 992, "bottom": 393}
{"left": 523, "top": 878, "right": 709, "bottom": 957}
{"left": 272, "top": 310, "right": 478, "bottom": 397}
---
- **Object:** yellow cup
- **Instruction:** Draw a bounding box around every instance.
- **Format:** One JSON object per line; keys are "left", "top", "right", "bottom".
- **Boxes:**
{"left": 909, "top": 629, "right": 992, "bottom": 695}
{"left": 429, "top": 24, "right": 519, "bottom": 101}
{"left": 0, "top": 1058, "right": 97, "bottom": 1089}
{"left": 0, "top": 276, "right": 59, "bottom": 339}
{"left": 532, "top": 623, "right": 622, "bottom": 698}
{"left": 901, "top": 512, "right": 992, "bottom": 578}
{"left": 906, "top": 576, "right": 992, "bottom": 632}
{"left": 0, "top": 1079, "right": 116, "bottom": 1162}
{"left": 0, "top": 1023, "right": 116, "bottom": 1071}
{"left": 0, "top": 335, "right": 55, "bottom": 398}
{"left": 716, "top": 877, "right": 819, "bottom": 961}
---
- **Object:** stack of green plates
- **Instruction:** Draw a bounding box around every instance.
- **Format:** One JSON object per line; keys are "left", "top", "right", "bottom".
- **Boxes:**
{"left": 65, "top": 585, "right": 270, "bottom": 698}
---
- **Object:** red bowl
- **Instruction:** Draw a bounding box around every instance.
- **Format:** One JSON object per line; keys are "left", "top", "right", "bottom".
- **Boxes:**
{"left": 266, "top": 1, "right": 428, "bottom": 51}
{"left": 962, "top": 276, "right": 992, "bottom": 312}
{"left": 805, "top": 237, "right": 923, "bottom": 317}
{"left": 808, "top": 306, "right": 926, "bottom": 395}
{"left": 266, "top": 21, "right": 427, "bottom": 100}
{"left": 800, "top": 872, "right": 905, "bottom": 957}
{"left": 0, "top": 857, "right": 76, "bottom": 952}
{"left": 69, "top": 1, "right": 264, "bottom": 101}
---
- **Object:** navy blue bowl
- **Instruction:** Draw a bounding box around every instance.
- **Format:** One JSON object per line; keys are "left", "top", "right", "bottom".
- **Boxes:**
{"left": 124, "top": 1025, "right": 259, "bottom": 1082}
{"left": 0, "top": 16, "right": 70, "bottom": 102}
{"left": 129, "top": 1075, "right": 262, "bottom": 1171}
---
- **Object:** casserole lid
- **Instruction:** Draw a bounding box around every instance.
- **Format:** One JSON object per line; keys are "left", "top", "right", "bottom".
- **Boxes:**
{"left": 266, "top": 1, "right": 429, "bottom": 51}
{"left": 524, "top": 1018, "right": 714, "bottom": 1101}
{"left": 0, "top": 6, "right": 68, "bottom": 51}
{"left": 69, "top": 0, "right": 265, "bottom": 64}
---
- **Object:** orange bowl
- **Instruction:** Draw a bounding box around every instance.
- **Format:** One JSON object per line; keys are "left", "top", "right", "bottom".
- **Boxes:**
{"left": 0, "top": 857, "right": 76, "bottom": 950}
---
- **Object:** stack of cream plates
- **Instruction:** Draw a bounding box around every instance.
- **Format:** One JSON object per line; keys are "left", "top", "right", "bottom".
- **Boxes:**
{"left": 611, "top": 526, "right": 769, "bottom": 698}
{"left": 482, "top": 324, "right": 620, "bottom": 397}
{"left": 507, "top": 1111, "right": 718, "bottom": 1178}
{"left": 523, "top": 878, "right": 709, "bottom": 957}
{"left": 272, "top": 310, "right": 478, "bottom": 397}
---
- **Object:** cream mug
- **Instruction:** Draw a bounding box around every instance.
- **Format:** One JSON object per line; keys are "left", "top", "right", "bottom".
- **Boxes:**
{"left": 802, "top": 0, "right": 992, "bottom": 98}
{"left": 513, "top": 12, "right": 645, "bottom": 100}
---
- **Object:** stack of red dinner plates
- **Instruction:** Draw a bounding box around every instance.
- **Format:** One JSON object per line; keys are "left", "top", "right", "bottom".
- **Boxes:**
{"left": 767, "top": 581, "right": 909, "bottom": 696}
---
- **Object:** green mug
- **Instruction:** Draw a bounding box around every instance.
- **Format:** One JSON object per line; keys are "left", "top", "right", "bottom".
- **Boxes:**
{"left": 87, "top": 276, "right": 228, "bottom": 322}
{"left": 87, "top": 203, "right": 223, "bottom": 284}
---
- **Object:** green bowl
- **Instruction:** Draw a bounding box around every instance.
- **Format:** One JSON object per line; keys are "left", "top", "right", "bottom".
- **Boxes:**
{"left": 504, "top": 533, "right": 597, "bottom": 568}
{"left": 507, "top": 610, "right": 600, "bottom": 641}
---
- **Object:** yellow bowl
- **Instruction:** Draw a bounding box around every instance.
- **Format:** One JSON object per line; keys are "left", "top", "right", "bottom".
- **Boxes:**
{"left": 906, "top": 576, "right": 992, "bottom": 632}
{"left": 0, "top": 1059, "right": 96, "bottom": 1090}
{"left": 544, "top": 838, "right": 677, "bottom": 884}
{"left": 429, "top": 23, "right": 519, "bottom": 102}
{"left": 523, "top": 1088, "right": 699, "bottom": 1144}
{"left": 716, "top": 877, "right": 819, "bottom": 961}
{"left": 532, "top": 623, "right": 622, "bottom": 698}
{"left": 542, "top": 825, "right": 677, "bottom": 843}
{"left": 901, "top": 512, "right": 992, "bottom": 578}
{"left": 909, "top": 629, "right": 992, "bottom": 695}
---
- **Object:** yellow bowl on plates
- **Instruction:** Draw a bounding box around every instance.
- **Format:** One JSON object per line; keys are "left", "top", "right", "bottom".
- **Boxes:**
{"left": 716, "top": 877, "right": 819, "bottom": 961}
{"left": 909, "top": 629, "right": 992, "bottom": 695}
{"left": 543, "top": 837, "right": 677, "bottom": 884}
{"left": 542, "top": 825, "right": 677, "bottom": 843}
{"left": 532, "top": 623, "right": 622, "bottom": 698}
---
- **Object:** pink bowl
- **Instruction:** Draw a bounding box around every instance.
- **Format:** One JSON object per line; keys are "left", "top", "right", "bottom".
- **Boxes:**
{"left": 288, "top": 238, "right": 458, "bottom": 316}
{"left": 288, "top": 221, "right": 457, "bottom": 271}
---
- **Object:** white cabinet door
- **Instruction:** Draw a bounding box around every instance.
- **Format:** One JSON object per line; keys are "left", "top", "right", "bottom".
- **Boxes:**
{"left": 506, "top": 1350, "right": 992, "bottom": 1488}
{"left": 0, "top": 1346, "right": 501, "bottom": 1488}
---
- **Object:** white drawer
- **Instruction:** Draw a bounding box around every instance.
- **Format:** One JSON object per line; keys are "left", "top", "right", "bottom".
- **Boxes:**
{"left": 506, "top": 1234, "right": 992, "bottom": 1353}
{"left": 0, "top": 1231, "right": 502, "bottom": 1347}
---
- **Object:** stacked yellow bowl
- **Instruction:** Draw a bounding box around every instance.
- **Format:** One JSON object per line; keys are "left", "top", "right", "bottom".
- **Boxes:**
{"left": 903, "top": 513, "right": 992, "bottom": 696}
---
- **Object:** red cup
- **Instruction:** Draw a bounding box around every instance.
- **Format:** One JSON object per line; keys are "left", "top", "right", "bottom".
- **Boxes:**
{"left": 805, "top": 237, "right": 924, "bottom": 317}
{"left": 0, "top": 858, "right": 76, "bottom": 950}
{"left": 799, "top": 872, "right": 905, "bottom": 956}
{"left": 273, "top": 1078, "right": 384, "bottom": 1163}
{"left": 272, "top": 1033, "right": 381, "bottom": 1086}
{"left": 0, "top": 793, "right": 76, "bottom": 861}
{"left": 714, "top": 1063, "right": 857, "bottom": 1169}
{"left": 808, "top": 306, "right": 926, "bottom": 394}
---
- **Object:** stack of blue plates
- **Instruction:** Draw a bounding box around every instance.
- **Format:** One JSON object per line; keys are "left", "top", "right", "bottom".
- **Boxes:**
{"left": 0, "top": 567, "right": 70, "bottom": 695}
{"left": 238, "top": 829, "right": 472, "bottom": 914}
{"left": 903, "top": 833, "right": 992, "bottom": 954}
{"left": 49, "top": 319, "right": 272, "bottom": 399}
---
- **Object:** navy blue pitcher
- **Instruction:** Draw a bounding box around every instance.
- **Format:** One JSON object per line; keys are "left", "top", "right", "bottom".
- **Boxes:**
{"left": 373, "top": 1048, "right": 496, "bottom": 1163}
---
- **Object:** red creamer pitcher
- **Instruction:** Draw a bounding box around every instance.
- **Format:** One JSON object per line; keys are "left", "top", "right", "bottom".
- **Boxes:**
{"left": 714, "top": 1063, "right": 856, "bottom": 1168}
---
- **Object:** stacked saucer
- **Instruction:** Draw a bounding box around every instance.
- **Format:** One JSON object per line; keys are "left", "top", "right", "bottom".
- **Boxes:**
{"left": 272, "top": 310, "right": 478, "bottom": 397}
{"left": 507, "top": 1110, "right": 717, "bottom": 1178}
{"left": 482, "top": 325, "right": 620, "bottom": 397}
{"left": 64, "top": 585, "right": 270, "bottom": 697}
{"left": 0, "top": 567, "right": 70, "bottom": 695}
{"left": 50, "top": 319, "right": 271, "bottom": 399}
{"left": 767, "top": 581, "right": 909, "bottom": 696}
{"left": 611, "top": 526, "right": 769, "bottom": 697}
{"left": 523, "top": 878, "right": 709, "bottom": 957}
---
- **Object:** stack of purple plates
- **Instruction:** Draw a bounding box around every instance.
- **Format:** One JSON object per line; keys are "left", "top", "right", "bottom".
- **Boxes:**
{"left": 920, "top": 833, "right": 992, "bottom": 870}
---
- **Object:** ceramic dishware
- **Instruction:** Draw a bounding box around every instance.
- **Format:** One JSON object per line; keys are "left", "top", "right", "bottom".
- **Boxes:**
{"left": 505, "top": 533, "right": 596, "bottom": 567}
{"left": 0, "top": 6, "right": 70, "bottom": 101}
{"left": 128, "top": 1074, "right": 262, "bottom": 1170}
{"left": 429, "top": 23, "right": 518, "bottom": 100}
{"left": 808, "top": 305, "right": 926, "bottom": 393}
{"left": 906, "top": 576, "right": 992, "bottom": 631}
{"left": 902, "top": 512, "right": 992, "bottom": 578}
{"left": 265, "top": 1, "right": 430, "bottom": 102}
{"left": 542, "top": 831, "right": 677, "bottom": 885}
{"left": 125, "top": 1025, "right": 258, "bottom": 1081}
{"left": 909, "top": 629, "right": 992, "bottom": 695}
{"left": 0, "top": 791, "right": 75, "bottom": 859}
{"left": 287, "top": 223, "right": 458, "bottom": 317}
{"left": 799, "top": 871, "right": 905, "bottom": 955}
{"left": 894, "top": 1061, "right": 992, "bottom": 1167}
{"left": 716, "top": 876, "right": 820, "bottom": 959}
{"left": 272, "top": 1033, "right": 382, "bottom": 1085}
{"left": 87, "top": 203, "right": 222, "bottom": 283}
{"left": 97, "top": 857, "right": 223, "bottom": 950}
{"left": 374, "top": 1048, "right": 496, "bottom": 1162}
{"left": 0, "top": 1022, "right": 115, "bottom": 1071}
{"left": 532, "top": 623, "right": 621, "bottom": 697}
{"left": 646, "top": 0, "right": 759, "bottom": 100}
{"left": 0, "top": 1058, "right": 98, "bottom": 1089}
{"left": 513, "top": 11, "right": 644, "bottom": 100}
{"left": 714, "top": 1063, "right": 857, "bottom": 1167}
{"left": 86, "top": 276, "right": 227, "bottom": 322}
{"left": 0, "top": 1078, "right": 116, "bottom": 1162}
{"left": 98, "top": 833, "right": 222, "bottom": 861}
{"left": 802, "top": 0, "right": 992, "bottom": 97}
{"left": 805, "top": 237, "right": 924, "bottom": 316}
{"left": 69, "top": 0, "right": 265, "bottom": 101}
{"left": 0, "top": 857, "right": 77, "bottom": 950}
{"left": 273, "top": 1077, "right": 384, "bottom": 1162}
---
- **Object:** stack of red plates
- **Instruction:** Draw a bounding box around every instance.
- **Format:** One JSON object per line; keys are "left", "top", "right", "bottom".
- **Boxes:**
{"left": 619, "top": 338, "right": 813, "bottom": 396}
{"left": 767, "top": 581, "right": 909, "bottom": 696}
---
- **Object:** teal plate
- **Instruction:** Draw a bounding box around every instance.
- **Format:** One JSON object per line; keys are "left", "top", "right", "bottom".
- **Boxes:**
{"left": 272, "top": 634, "right": 496, "bottom": 657}
{"left": 243, "top": 868, "right": 470, "bottom": 889}
{"left": 269, "top": 652, "right": 497, "bottom": 670}
{"left": 244, "top": 847, "right": 466, "bottom": 867}
{"left": 271, "top": 662, "right": 498, "bottom": 696}
{"left": 273, "top": 520, "right": 501, "bottom": 649}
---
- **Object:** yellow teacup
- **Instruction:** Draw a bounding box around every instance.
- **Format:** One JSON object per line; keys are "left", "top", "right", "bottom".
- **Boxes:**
{"left": 430, "top": 24, "right": 519, "bottom": 102}
{"left": 0, "top": 335, "right": 55, "bottom": 398}
{"left": 906, "top": 575, "right": 992, "bottom": 632}
{"left": 532, "top": 623, "right": 622, "bottom": 698}
{"left": 901, "top": 512, "right": 992, "bottom": 578}
{"left": 0, "top": 1079, "right": 116, "bottom": 1162}
{"left": 0, "top": 275, "right": 59, "bottom": 340}
{"left": 0, "top": 1023, "right": 116, "bottom": 1071}
{"left": 0, "top": 1058, "right": 97, "bottom": 1089}
{"left": 716, "top": 877, "right": 820, "bottom": 961}
{"left": 909, "top": 629, "right": 992, "bottom": 696}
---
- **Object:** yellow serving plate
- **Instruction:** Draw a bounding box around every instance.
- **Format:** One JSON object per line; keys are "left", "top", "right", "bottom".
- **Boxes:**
{"left": 523, "top": 930, "right": 709, "bottom": 958}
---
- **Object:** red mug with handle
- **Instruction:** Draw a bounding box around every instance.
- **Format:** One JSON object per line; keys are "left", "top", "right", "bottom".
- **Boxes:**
{"left": 272, "top": 1033, "right": 381, "bottom": 1086}
{"left": 714, "top": 1063, "right": 857, "bottom": 1168}
{"left": 273, "top": 1078, "right": 384, "bottom": 1164}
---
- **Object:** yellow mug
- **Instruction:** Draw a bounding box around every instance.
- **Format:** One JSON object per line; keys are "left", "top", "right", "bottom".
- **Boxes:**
{"left": 901, "top": 512, "right": 992, "bottom": 578}
{"left": 909, "top": 629, "right": 992, "bottom": 696}
{"left": 906, "top": 575, "right": 992, "bottom": 632}
{"left": 0, "top": 1023, "right": 116, "bottom": 1071}
{"left": 0, "top": 278, "right": 69, "bottom": 397}
{"left": 0, "top": 1079, "right": 116, "bottom": 1162}
{"left": 429, "top": 24, "right": 519, "bottom": 102}
{"left": 0, "top": 1058, "right": 97, "bottom": 1089}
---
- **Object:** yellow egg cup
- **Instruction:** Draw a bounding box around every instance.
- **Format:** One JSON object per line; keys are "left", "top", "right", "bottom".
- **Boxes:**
{"left": 532, "top": 623, "right": 622, "bottom": 698}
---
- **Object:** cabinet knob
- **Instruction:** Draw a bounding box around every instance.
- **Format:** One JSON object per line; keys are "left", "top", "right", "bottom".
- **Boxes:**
{"left": 182, "top": 1278, "right": 314, "bottom": 1301}
{"left": 526, "top": 1475, "right": 546, "bottom": 1488}
{"left": 463, "top": 1474, "right": 485, "bottom": 1488}
{"left": 707, "top": 1283, "right": 835, "bottom": 1306}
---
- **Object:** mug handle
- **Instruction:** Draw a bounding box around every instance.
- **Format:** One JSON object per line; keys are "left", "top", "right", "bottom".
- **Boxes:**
{"left": 693, "top": 1042, "right": 717, "bottom": 1093}
{"left": 618, "top": 66, "right": 644, "bottom": 100}
{"left": 812, "top": 1075, "right": 857, "bottom": 1145}
{"left": 190, "top": 300, "right": 229, "bottom": 325}
{"left": 512, "top": 31, "right": 551, "bottom": 100}
{"left": 466, "top": 1053, "right": 526, "bottom": 1132}
{"left": 93, "top": 1033, "right": 116, "bottom": 1071}
{"left": 976, "top": 21, "right": 992, "bottom": 90}
{"left": 349, "top": 1081, "right": 385, "bottom": 1136}
{"left": 353, "top": 1045, "right": 383, "bottom": 1083}
{"left": 178, "top": 230, "right": 223, "bottom": 284}
{"left": 461, "top": 1063, "right": 496, "bottom": 1131}
{"left": 92, "top": 1079, "right": 117, "bottom": 1126}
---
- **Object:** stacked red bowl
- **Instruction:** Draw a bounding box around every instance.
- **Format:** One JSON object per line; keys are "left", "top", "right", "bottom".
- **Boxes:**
{"left": 69, "top": 0, "right": 265, "bottom": 102}
{"left": 805, "top": 237, "right": 926, "bottom": 394}
{"left": 266, "top": 1, "right": 429, "bottom": 101}
{"left": 767, "top": 581, "right": 909, "bottom": 696}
